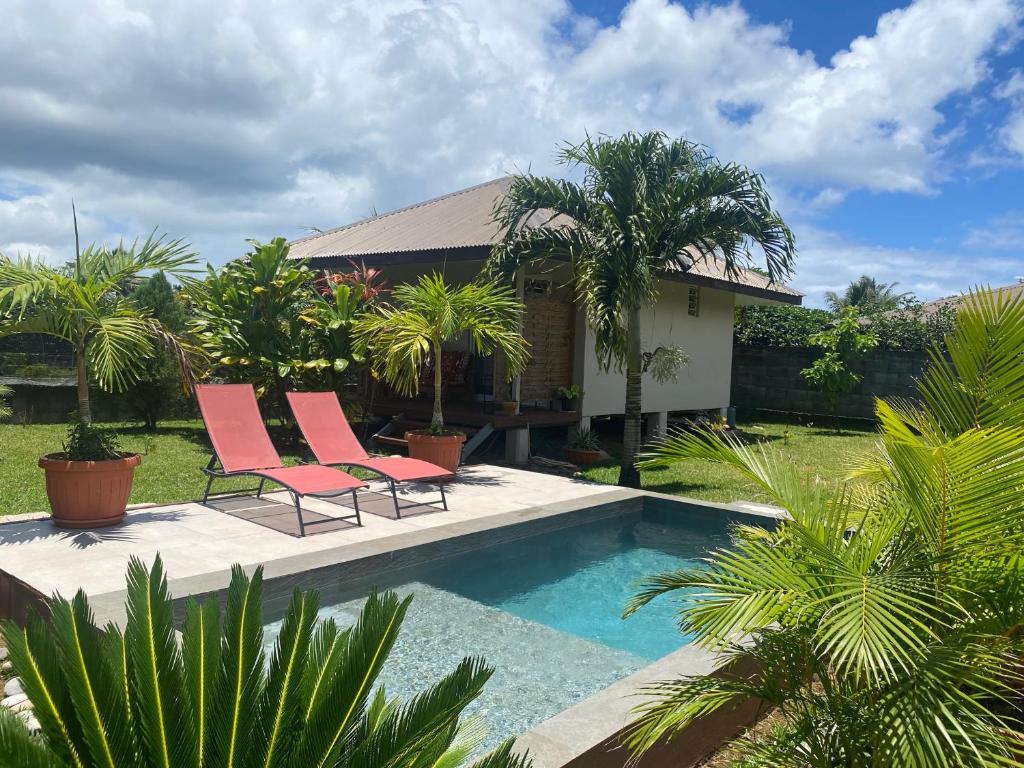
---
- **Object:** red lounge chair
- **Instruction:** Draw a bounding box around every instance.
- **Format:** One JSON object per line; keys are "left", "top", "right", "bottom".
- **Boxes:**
{"left": 287, "top": 391, "right": 453, "bottom": 518}
{"left": 196, "top": 384, "right": 366, "bottom": 536}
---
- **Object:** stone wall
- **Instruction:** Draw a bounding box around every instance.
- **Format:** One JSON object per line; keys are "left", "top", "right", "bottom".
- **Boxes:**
{"left": 731, "top": 346, "right": 931, "bottom": 420}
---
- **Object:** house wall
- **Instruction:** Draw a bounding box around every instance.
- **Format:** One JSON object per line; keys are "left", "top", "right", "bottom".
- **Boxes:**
{"left": 579, "top": 281, "right": 735, "bottom": 418}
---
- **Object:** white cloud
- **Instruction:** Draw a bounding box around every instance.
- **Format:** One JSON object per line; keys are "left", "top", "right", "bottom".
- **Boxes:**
{"left": 964, "top": 209, "right": 1024, "bottom": 250}
{"left": 0, "top": 0, "right": 1019, "bottom": 280}
{"left": 793, "top": 225, "right": 1023, "bottom": 307}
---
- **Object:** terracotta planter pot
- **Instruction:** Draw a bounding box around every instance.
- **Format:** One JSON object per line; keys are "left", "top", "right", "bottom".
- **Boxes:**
{"left": 406, "top": 431, "right": 465, "bottom": 474}
{"left": 38, "top": 453, "right": 141, "bottom": 528}
{"left": 564, "top": 447, "right": 602, "bottom": 466}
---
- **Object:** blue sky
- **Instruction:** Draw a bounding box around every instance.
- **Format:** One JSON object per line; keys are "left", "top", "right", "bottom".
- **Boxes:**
{"left": 0, "top": 0, "right": 1022, "bottom": 306}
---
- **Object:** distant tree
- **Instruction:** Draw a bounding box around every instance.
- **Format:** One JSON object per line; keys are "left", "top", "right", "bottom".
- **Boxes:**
{"left": 801, "top": 306, "right": 878, "bottom": 431}
{"left": 120, "top": 272, "right": 189, "bottom": 430}
{"left": 826, "top": 275, "right": 909, "bottom": 314}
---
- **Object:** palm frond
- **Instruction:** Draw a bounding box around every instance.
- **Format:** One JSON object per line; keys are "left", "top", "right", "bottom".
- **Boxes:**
{"left": 210, "top": 565, "right": 265, "bottom": 768}
{"left": 123, "top": 555, "right": 191, "bottom": 768}
{"left": 0, "top": 709, "right": 60, "bottom": 768}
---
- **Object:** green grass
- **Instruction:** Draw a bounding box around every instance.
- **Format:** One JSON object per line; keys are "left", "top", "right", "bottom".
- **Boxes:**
{"left": 0, "top": 416, "right": 878, "bottom": 516}
{"left": 0, "top": 420, "right": 306, "bottom": 516}
{"left": 580, "top": 418, "right": 879, "bottom": 504}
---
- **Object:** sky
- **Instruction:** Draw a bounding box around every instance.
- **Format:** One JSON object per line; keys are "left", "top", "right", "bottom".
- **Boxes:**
{"left": 1, "top": 0, "right": 1023, "bottom": 307}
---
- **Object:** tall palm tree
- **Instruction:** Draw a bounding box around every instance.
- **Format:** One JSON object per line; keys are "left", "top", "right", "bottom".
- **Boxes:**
{"left": 0, "top": 232, "right": 197, "bottom": 424}
{"left": 825, "top": 274, "right": 908, "bottom": 314}
{"left": 490, "top": 132, "right": 795, "bottom": 487}
{"left": 625, "top": 289, "right": 1024, "bottom": 766}
{"left": 0, "top": 556, "right": 531, "bottom": 768}
{"left": 354, "top": 273, "right": 529, "bottom": 430}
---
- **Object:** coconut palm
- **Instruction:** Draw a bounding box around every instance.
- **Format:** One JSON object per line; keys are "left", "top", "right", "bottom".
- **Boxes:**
{"left": 0, "top": 233, "right": 197, "bottom": 424}
{"left": 625, "top": 289, "right": 1024, "bottom": 766}
{"left": 490, "top": 132, "right": 795, "bottom": 487}
{"left": 0, "top": 555, "right": 531, "bottom": 768}
{"left": 354, "top": 273, "right": 529, "bottom": 430}
{"left": 825, "top": 274, "right": 909, "bottom": 314}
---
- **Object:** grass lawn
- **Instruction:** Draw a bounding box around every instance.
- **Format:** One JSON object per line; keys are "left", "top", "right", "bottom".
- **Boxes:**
{"left": 580, "top": 417, "right": 879, "bottom": 505}
{"left": 0, "top": 420, "right": 302, "bottom": 516}
{"left": 0, "top": 416, "right": 879, "bottom": 516}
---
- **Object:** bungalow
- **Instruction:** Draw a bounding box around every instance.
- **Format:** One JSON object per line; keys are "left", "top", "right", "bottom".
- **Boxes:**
{"left": 288, "top": 177, "right": 801, "bottom": 461}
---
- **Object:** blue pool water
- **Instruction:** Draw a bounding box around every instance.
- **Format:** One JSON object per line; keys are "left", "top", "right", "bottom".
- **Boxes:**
{"left": 419, "top": 509, "right": 734, "bottom": 660}
{"left": 263, "top": 502, "right": 761, "bottom": 749}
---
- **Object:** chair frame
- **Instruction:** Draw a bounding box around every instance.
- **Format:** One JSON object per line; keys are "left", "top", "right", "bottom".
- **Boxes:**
{"left": 201, "top": 455, "right": 362, "bottom": 537}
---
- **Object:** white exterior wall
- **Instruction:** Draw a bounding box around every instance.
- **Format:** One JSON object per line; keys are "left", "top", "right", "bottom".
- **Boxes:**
{"left": 579, "top": 281, "right": 735, "bottom": 417}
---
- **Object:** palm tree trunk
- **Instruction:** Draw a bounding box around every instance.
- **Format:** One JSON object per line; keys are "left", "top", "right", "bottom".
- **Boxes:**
{"left": 432, "top": 339, "right": 444, "bottom": 429}
{"left": 618, "top": 308, "right": 642, "bottom": 488}
{"left": 75, "top": 347, "right": 91, "bottom": 425}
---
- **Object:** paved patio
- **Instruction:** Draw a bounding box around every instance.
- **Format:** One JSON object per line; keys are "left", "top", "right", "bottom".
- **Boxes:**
{"left": 0, "top": 464, "right": 619, "bottom": 602}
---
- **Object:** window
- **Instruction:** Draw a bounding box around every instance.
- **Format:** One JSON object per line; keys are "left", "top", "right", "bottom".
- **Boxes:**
{"left": 525, "top": 277, "right": 552, "bottom": 297}
{"left": 687, "top": 285, "right": 700, "bottom": 317}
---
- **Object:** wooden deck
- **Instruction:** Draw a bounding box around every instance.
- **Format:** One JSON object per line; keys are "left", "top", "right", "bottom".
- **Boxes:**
{"left": 370, "top": 396, "right": 581, "bottom": 430}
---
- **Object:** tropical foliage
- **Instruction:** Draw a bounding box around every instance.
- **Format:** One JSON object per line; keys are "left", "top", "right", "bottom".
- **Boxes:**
{"left": 0, "top": 232, "right": 198, "bottom": 425}
{"left": 117, "top": 272, "right": 190, "bottom": 429}
{"left": 735, "top": 302, "right": 956, "bottom": 352}
{"left": 490, "top": 131, "right": 795, "bottom": 487}
{"left": 0, "top": 555, "right": 531, "bottom": 768}
{"left": 354, "top": 273, "right": 528, "bottom": 430}
{"left": 628, "top": 289, "right": 1024, "bottom": 766}
{"left": 187, "top": 238, "right": 366, "bottom": 415}
{"left": 800, "top": 306, "right": 878, "bottom": 428}
{"left": 825, "top": 274, "right": 908, "bottom": 314}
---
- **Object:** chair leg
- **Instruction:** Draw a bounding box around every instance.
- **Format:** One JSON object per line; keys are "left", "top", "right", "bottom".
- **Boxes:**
{"left": 256, "top": 478, "right": 266, "bottom": 499}
{"left": 291, "top": 491, "right": 306, "bottom": 537}
{"left": 439, "top": 484, "right": 448, "bottom": 511}
{"left": 389, "top": 479, "right": 401, "bottom": 519}
{"left": 351, "top": 489, "right": 363, "bottom": 527}
{"left": 202, "top": 473, "right": 215, "bottom": 504}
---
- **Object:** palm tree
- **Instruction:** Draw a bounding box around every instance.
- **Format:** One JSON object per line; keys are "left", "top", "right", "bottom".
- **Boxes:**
{"left": 354, "top": 273, "right": 529, "bottom": 430}
{"left": 825, "top": 275, "right": 908, "bottom": 314}
{"left": 0, "top": 556, "right": 531, "bottom": 768}
{"left": 625, "top": 289, "right": 1024, "bottom": 766}
{"left": 0, "top": 232, "right": 197, "bottom": 424}
{"left": 490, "top": 132, "right": 795, "bottom": 487}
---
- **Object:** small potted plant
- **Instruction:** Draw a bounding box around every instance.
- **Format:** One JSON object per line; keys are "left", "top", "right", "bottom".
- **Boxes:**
{"left": 39, "top": 423, "right": 141, "bottom": 528}
{"left": 0, "top": 225, "right": 197, "bottom": 527}
{"left": 564, "top": 426, "right": 602, "bottom": 466}
{"left": 355, "top": 273, "right": 529, "bottom": 473}
{"left": 555, "top": 384, "right": 582, "bottom": 411}
{"left": 502, "top": 383, "right": 519, "bottom": 416}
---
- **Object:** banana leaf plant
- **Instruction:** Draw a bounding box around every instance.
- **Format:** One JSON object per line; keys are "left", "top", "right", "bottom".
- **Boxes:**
{"left": 0, "top": 556, "right": 531, "bottom": 768}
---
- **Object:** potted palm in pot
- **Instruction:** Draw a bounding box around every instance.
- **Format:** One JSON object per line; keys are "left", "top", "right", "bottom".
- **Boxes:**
{"left": 564, "top": 425, "right": 602, "bottom": 466}
{"left": 0, "top": 231, "right": 197, "bottom": 527}
{"left": 355, "top": 273, "right": 529, "bottom": 473}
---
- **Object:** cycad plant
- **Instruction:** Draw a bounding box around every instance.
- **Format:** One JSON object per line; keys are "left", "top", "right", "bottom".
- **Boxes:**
{"left": 625, "top": 289, "right": 1024, "bottom": 766}
{"left": 0, "top": 556, "right": 531, "bottom": 768}
{"left": 354, "top": 273, "right": 529, "bottom": 430}
{"left": 490, "top": 131, "right": 795, "bottom": 487}
{"left": 0, "top": 232, "right": 197, "bottom": 424}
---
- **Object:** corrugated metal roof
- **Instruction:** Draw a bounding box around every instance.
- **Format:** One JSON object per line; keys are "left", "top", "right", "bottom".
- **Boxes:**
{"left": 288, "top": 177, "right": 801, "bottom": 300}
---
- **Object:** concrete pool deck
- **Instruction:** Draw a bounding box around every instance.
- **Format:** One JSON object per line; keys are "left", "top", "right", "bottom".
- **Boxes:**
{"left": 0, "top": 464, "right": 625, "bottom": 610}
{"left": 0, "top": 463, "right": 784, "bottom": 767}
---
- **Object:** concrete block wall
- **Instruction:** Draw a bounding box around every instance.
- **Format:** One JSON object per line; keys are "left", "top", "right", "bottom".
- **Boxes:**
{"left": 731, "top": 347, "right": 931, "bottom": 420}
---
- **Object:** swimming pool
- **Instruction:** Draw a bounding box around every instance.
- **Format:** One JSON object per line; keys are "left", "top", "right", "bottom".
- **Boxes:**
{"left": 262, "top": 499, "right": 769, "bottom": 751}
